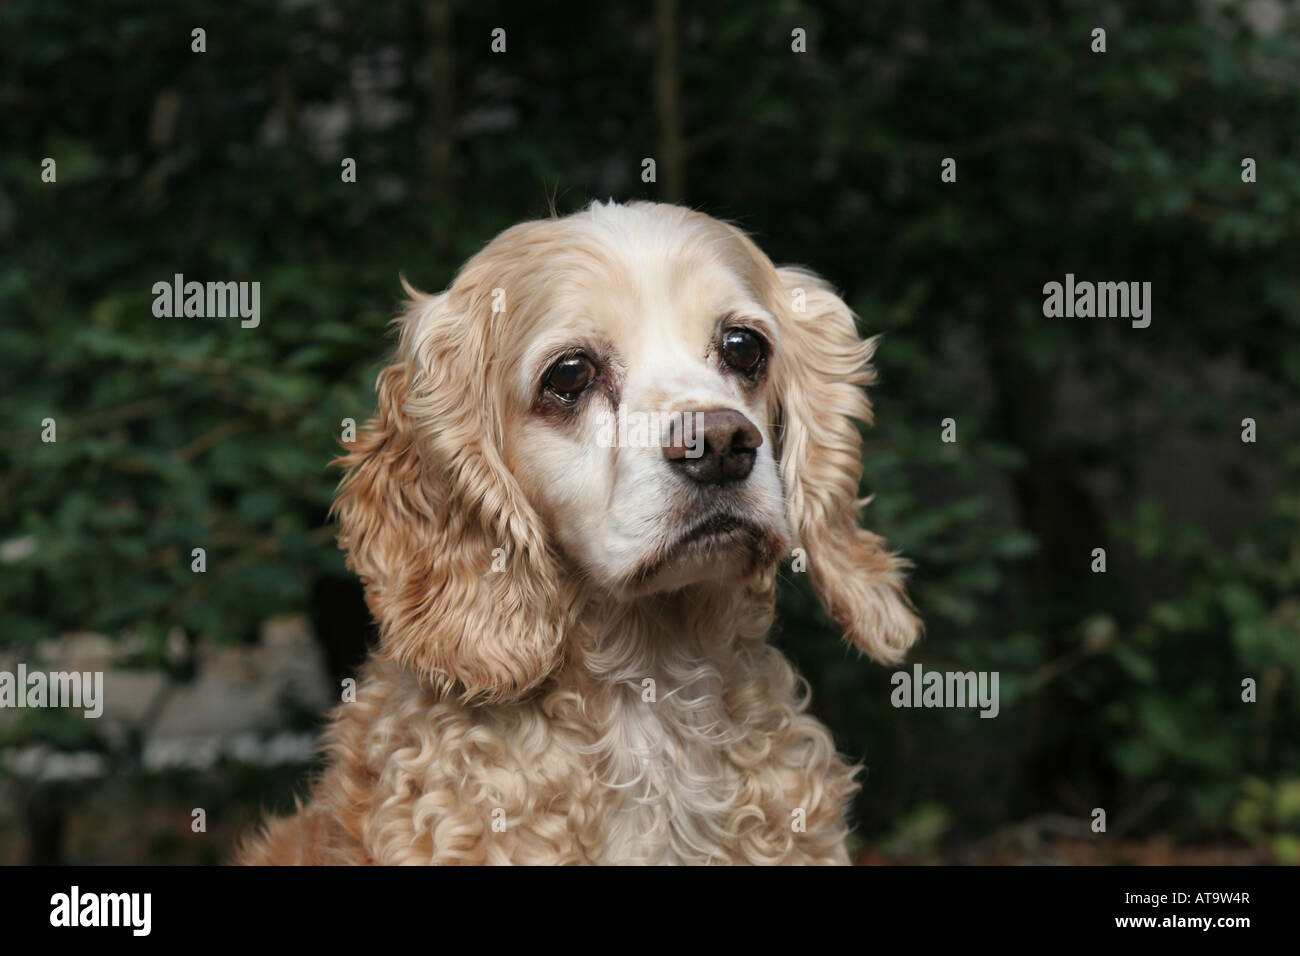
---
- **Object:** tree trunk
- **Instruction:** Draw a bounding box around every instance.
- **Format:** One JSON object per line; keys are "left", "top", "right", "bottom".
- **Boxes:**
{"left": 655, "top": 0, "right": 684, "bottom": 203}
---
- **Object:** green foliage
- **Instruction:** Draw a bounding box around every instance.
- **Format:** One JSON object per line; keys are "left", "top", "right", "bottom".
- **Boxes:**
{"left": 1232, "top": 777, "right": 1300, "bottom": 863}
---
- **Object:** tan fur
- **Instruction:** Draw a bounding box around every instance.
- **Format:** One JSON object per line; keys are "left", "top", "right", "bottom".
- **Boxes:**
{"left": 237, "top": 202, "right": 920, "bottom": 865}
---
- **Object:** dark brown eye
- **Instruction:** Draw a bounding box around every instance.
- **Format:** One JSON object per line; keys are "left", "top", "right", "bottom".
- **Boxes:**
{"left": 544, "top": 354, "right": 596, "bottom": 401}
{"left": 721, "top": 328, "right": 765, "bottom": 373}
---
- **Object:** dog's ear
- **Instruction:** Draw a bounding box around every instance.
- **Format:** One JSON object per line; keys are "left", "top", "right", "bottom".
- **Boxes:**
{"left": 772, "top": 266, "right": 921, "bottom": 663}
{"left": 332, "top": 287, "right": 568, "bottom": 704}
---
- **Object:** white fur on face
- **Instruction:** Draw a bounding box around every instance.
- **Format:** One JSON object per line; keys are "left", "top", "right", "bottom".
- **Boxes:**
{"left": 502, "top": 204, "right": 791, "bottom": 596}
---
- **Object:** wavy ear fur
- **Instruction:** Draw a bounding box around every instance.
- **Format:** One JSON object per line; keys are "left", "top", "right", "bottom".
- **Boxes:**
{"left": 332, "top": 285, "right": 567, "bottom": 703}
{"left": 772, "top": 266, "right": 921, "bottom": 663}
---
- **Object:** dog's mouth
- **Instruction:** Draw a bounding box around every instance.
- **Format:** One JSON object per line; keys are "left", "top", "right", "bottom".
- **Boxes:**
{"left": 628, "top": 512, "right": 779, "bottom": 588}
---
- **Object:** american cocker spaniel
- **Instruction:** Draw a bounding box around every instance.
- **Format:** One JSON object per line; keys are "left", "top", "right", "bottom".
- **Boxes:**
{"left": 238, "top": 200, "right": 920, "bottom": 865}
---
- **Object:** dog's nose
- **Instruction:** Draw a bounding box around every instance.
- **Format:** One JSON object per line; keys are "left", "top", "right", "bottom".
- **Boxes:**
{"left": 663, "top": 409, "right": 762, "bottom": 485}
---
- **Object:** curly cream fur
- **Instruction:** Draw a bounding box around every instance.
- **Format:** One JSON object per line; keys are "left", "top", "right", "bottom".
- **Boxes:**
{"left": 237, "top": 202, "right": 919, "bottom": 866}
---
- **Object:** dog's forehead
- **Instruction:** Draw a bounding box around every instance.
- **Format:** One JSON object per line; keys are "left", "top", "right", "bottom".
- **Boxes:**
{"left": 525, "top": 219, "right": 771, "bottom": 357}
{"left": 588, "top": 249, "right": 745, "bottom": 341}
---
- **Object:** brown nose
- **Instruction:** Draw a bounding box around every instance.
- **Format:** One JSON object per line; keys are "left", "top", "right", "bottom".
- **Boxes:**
{"left": 663, "top": 409, "right": 762, "bottom": 485}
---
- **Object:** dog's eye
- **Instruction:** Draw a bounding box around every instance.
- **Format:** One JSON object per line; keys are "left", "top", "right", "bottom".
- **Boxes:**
{"left": 721, "top": 328, "right": 765, "bottom": 373}
{"left": 544, "top": 354, "right": 596, "bottom": 401}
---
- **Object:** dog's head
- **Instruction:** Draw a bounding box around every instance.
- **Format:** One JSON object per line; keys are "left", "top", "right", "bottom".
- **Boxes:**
{"left": 335, "top": 201, "right": 920, "bottom": 702}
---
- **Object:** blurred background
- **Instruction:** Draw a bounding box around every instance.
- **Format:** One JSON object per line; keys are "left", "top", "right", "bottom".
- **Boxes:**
{"left": 2, "top": 0, "right": 1298, "bottom": 864}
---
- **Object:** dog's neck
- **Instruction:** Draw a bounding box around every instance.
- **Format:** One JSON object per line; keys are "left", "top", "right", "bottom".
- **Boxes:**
{"left": 565, "top": 575, "right": 777, "bottom": 687}
{"left": 546, "top": 576, "right": 782, "bottom": 862}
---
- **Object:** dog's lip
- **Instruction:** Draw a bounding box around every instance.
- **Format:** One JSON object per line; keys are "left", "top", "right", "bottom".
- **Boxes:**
{"left": 671, "top": 513, "right": 755, "bottom": 551}
{"left": 629, "top": 512, "right": 766, "bottom": 586}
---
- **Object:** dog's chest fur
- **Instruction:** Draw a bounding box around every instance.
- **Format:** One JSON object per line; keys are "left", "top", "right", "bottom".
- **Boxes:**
{"left": 586, "top": 674, "right": 741, "bottom": 864}
{"left": 242, "top": 606, "right": 859, "bottom": 865}
{"left": 300, "top": 641, "right": 856, "bottom": 865}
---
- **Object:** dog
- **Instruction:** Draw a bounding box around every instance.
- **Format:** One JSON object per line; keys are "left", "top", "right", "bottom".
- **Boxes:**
{"left": 237, "top": 201, "right": 920, "bottom": 865}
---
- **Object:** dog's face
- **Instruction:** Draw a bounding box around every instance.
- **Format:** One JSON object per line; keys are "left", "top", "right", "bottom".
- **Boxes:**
{"left": 500, "top": 212, "right": 789, "bottom": 596}
{"left": 335, "top": 202, "right": 920, "bottom": 701}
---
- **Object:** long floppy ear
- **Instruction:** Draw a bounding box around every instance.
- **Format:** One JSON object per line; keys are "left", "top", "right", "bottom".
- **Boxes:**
{"left": 773, "top": 266, "right": 922, "bottom": 663}
{"left": 332, "top": 286, "right": 568, "bottom": 703}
